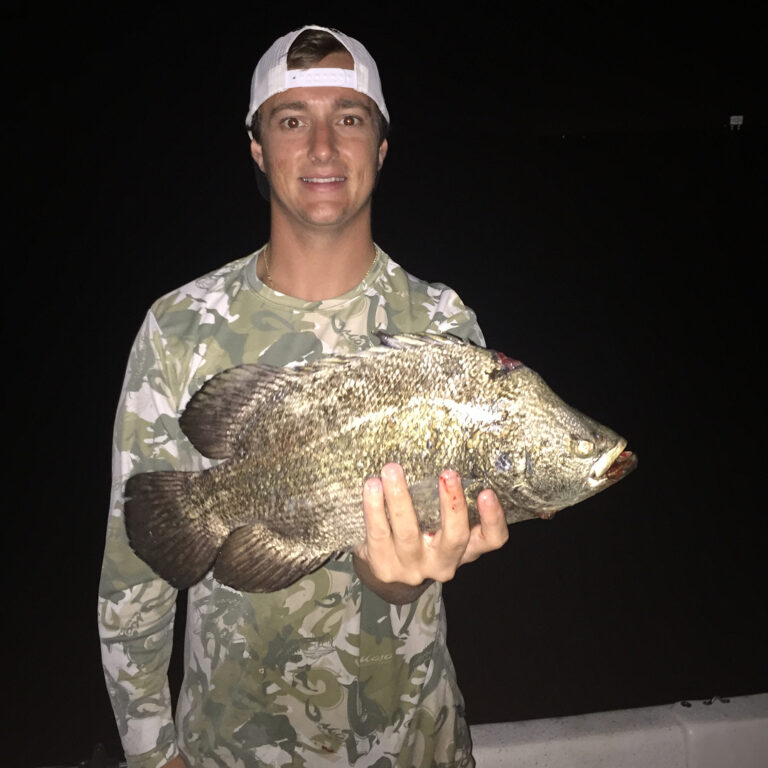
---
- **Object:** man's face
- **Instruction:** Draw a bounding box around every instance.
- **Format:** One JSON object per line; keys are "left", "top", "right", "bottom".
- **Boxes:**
{"left": 250, "top": 51, "right": 388, "bottom": 231}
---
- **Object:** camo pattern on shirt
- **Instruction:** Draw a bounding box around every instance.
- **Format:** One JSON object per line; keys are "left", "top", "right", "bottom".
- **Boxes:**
{"left": 99, "top": 247, "right": 485, "bottom": 768}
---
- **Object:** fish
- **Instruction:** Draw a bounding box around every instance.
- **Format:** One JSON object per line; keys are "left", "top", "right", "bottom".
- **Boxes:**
{"left": 124, "top": 332, "right": 637, "bottom": 592}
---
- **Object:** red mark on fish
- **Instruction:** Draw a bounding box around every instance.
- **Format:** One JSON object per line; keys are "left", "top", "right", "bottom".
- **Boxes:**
{"left": 495, "top": 351, "right": 523, "bottom": 370}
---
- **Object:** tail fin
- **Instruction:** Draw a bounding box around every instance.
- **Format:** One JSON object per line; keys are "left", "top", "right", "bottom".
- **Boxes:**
{"left": 124, "top": 470, "right": 225, "bottom": 589}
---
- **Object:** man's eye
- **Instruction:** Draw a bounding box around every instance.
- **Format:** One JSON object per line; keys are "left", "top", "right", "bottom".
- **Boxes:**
{"left": 341, "top": 115, "right": 361, "bottom": 126}
{"left": 282, "top": 117, "right": 302, "bottom": 128}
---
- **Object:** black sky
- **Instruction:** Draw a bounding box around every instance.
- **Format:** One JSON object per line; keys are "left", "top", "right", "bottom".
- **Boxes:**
{"left": 9, "top": 3, "right": 767, "bottom": 766}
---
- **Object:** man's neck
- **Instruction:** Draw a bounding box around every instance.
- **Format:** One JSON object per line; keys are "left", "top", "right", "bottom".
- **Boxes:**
{"left": 262, "top": 220, "right": 378, "bottom": 301}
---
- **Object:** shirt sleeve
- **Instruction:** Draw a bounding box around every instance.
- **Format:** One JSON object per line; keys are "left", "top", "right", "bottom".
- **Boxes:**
{"left": 98, "top": 309, "right": 200, "bottom": 768}
{"left": 423, "top": 283, "right": 486, "bottom": 347}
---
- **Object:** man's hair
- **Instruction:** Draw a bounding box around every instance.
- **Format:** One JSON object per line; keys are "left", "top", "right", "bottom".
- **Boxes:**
{"left": 287, "top": 28, "right": 348, "bottom": 69}
{"left": 249, "top": 29, "right": 390, "bottom": 146}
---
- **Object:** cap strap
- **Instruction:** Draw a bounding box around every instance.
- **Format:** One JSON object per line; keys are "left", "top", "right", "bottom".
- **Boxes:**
{"left": 284, "top": 68, "right": 358, "bottom": 90}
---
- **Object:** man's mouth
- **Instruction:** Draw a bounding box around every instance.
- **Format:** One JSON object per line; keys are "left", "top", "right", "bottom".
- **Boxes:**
{"left": 301, "top": 176, "right": 346, "bottom": 183}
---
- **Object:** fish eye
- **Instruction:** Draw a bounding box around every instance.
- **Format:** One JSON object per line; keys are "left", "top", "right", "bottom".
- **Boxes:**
{"left": 571, "top": 437, "right": 595, "bottom": 457}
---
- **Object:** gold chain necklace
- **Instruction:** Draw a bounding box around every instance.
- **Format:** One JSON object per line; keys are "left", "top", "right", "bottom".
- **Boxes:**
{"left": 262, "top": 243, "right": 275, "bottom": 288}
{"left": 261, "top": 243, "right": 377, "bottom": 291}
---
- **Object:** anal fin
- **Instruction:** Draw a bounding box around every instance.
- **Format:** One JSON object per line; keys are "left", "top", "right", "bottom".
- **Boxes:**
{"left": 213, "top": 523, "right": 337, "bottom": 593}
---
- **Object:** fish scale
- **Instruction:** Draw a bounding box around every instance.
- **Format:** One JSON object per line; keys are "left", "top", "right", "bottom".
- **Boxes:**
{"left": 124, "top": 332, "right": 637, "bottom": 592}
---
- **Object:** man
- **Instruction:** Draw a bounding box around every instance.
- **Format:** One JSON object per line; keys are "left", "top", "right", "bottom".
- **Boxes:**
{"left": 99, "top": 25, "right": 508, "bottom": 768}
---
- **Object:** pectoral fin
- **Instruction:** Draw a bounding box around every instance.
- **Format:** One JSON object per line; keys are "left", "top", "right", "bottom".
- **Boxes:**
{"left": 406, "top": 475, "right": 485, "bottom": 529}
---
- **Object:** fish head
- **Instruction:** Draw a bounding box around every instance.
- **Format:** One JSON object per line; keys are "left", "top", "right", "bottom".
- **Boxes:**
{"left": 480, "top": 361, "right": 637, "bottom": 520}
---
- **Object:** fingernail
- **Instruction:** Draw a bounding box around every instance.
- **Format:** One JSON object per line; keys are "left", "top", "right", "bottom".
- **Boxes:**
{"left": 382, "top": 463, "right": 403, "bottom": 481}
{"left": 365, "top": 477, "right": 382, "bottom": 494}
{"left": 478, "top": 488, "right": 497, "bottom": 504}
{"left": 440, "top": 469, "right": 459, "bottom": 486}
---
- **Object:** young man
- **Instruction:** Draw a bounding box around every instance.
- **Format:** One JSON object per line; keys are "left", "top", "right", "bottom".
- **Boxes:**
{"left": 99, "top": 25, "right": 508, "bottom": 768}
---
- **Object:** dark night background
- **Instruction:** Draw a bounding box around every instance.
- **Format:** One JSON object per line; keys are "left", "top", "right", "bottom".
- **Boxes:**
{"left": 9, "top": 3, "right": 766, "bottom": 766}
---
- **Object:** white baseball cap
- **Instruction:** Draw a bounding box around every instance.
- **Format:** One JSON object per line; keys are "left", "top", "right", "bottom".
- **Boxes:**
{"left": 245, "top": 25, "right": 389, "bottom": 138}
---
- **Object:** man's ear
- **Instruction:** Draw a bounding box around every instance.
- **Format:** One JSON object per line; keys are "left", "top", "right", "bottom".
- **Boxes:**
{"left": 377, "top": 138, "right": 388, "bottom": 170}
{"left": 250, "top": 140, "right": 266, "bottom": 173}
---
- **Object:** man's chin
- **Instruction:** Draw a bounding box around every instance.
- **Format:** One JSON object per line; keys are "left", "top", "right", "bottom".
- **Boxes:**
{"left": 274, "top": 197, "right": 374, "bottom": 230}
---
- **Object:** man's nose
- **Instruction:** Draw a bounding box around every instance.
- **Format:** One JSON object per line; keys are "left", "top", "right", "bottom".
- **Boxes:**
{"left": 309, "top": 121, "right": 337, "bottom": 163}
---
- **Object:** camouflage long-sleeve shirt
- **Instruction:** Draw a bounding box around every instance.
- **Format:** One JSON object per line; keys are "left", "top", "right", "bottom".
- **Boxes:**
{"left": 98, "top": 247, "right": 485, "bottom": 768}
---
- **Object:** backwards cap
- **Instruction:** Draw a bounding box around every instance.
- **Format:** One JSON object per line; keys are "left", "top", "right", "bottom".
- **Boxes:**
{"left": 245, "top": 25, "right": 389, "bottom": 138}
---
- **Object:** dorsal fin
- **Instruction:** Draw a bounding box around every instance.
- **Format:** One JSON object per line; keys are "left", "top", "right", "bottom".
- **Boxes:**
{"left": 374, "top": 330, "right": 471, "bottom": 350}
{"left": 180, "top": 364, "right": 301, "bottom": 459}
{"left": 180, "top": 332, "right": 471, "bottom": 459}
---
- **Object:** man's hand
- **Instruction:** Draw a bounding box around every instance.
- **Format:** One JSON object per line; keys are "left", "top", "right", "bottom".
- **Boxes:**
{"left": 161, "top": 756, "right": 187, "bottom": 768}
{"left": 353, "top": 463, "right": 508, "bottom": 603}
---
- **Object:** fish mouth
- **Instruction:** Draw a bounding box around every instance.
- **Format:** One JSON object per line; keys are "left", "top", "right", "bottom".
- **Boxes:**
{"left": 587, "top": 440, "right": 637, "bottom": 488}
